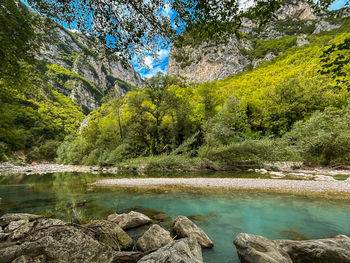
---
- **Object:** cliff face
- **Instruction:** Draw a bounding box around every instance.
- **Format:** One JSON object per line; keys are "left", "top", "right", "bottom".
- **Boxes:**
{"left": 36, "top": 19, "right": 143, "bottom": 111}
{"left": 168, "top": 1, "right": 349, "bottom": 83}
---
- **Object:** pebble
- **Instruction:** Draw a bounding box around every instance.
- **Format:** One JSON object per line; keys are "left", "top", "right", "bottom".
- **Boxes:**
{"left": 93, "top": 178, "right": 350, "bottom": 193}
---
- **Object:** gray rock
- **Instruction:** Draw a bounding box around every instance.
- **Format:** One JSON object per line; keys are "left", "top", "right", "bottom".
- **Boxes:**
{"left": 234, "top": 233, "right": 292, "bottom": 263}
{"left": 0, "top": 226, "right": 116, "bottom": 263}
{"left": 136, "top": 224, "right": 173, "bottom": 252}
{"left": 297, "top": 34, "right": 310, "bottom": 46}
{"left": 107, "top": 211, "right": 151, "bottom": 230}
{"left": 234, "top": 233, "right": 350, "bottom": 263}
{"left": 137, "top": 238, "right": 203, "bottom": 263}
{"left": 113, "top": 251, "right": 144, "bottom": 263}
{"left": 11, "top": 255, "right": 47, "bottom": 263}
{"left": 5, "top": 219, "right": 29, "bottom": 232}
{"left": 0, "top": 213, "right": 41, "bottom": 227}
{"left": 172, "top": 216, "right": 214, "bottom": 248}
{"left": 277, "top": 234, "right": 350, "bottom": 263}
{"left": 84, "top": 220, "right": 133, "bottom": 250}
{"left": 0, "top": 213, "right": 142, "bottom": 263}
{"left": 313, "top": 20, "right": 341, "bottom": 34}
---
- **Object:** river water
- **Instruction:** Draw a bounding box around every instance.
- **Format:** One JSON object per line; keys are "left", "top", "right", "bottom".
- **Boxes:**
{"left": 1, "top": 172, "right": 350, "bottom": 263}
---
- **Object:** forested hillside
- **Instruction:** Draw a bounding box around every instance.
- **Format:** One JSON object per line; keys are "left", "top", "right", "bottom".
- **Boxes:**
{"left": 57, "top": 14, "right": 350, "bottom": 169}
{"left": 0, "top": 0, "right": 142, "bottom": 162}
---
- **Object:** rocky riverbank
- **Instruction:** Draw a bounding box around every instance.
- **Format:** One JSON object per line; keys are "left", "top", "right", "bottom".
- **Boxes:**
{"left": 2, "top": 162, "right": 350, "bottom": 180}
{"left": 0, "top": 212, "right": 212, "bottom": 263}
{"left": 1, "top": 212, "right": 349, "bottom": 263}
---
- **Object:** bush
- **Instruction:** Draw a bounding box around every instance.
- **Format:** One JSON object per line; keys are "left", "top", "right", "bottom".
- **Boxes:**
{"left": 285, "top": 105, "right": 350, "bottom": 165}
{"left": 27, "top": 140, "right": 60, "bottom": 162}
{"left": 199, "top": 138, "right": 299, "bottom": 167}
{"left": 119, "top": 154, "right": 199, "bottom": 171}
{"left": 0, "top": 142, "right": 9, "bottom": 161}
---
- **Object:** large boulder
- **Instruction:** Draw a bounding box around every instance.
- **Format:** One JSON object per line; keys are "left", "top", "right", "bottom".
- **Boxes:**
{"left": 0, "top": 213, "right": 118, "bottom": 263}
{"left": 277, "top": 234, "right": 350, "bottom": 263}
{"left": 107, "top": 211, "right": 151, "bottom": 230}
{"left": 84, "top": 220, "right": 134, "bottom": 250}
{"left": 234, "top": 233, "right": 350, "bottom": 263}
{"left": 138, "top": 238, "right": 203, "bottom": 263}
{"left": 172, "top": 216, "right": 214, "bottom": 248}
{"left": 0, "top": 225, "right": 115, "bottom": 263}
{"left": 136, "top": 224, "right": 173, "bottom": 252}
{"left": 234, "top": 233, "right": 292, "bottom": 263}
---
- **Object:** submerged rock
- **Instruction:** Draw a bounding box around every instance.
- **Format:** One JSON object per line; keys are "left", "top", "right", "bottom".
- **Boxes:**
{"left": 172, "top": 216, "right": 214, "bottom": 248}
{"left": 136, "top": 224, "right": 173, "bottom": 252}
{"left": 187, "top": 214, "right": 210, "bottom": 225}
{"left": 138, "top": 238, "right": 203, "bottom": 263}
{"left": 124, "top": 206, "right": 171, "bottom": 223}
{"left": 107, "top": 211, "right": 151, "bottom": 230}
{"left": 84, "top": 220, "right": 133, "bottom": 250}
{"left": 234, "top": 233, "right": 292, "bottom": 263}
{"left": 280, "top": 229, "right": 309, "bottom": 241}
{"left": 234, "top": 233, "right": 350, "bottom": 263}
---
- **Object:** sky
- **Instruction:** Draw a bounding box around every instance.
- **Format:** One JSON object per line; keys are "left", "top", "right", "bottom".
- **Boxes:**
{"left": 134, "top": 0, "right": 348, "bottom": 79}
{"left": 131, "top": 3, "right": 174, "bottom": 79}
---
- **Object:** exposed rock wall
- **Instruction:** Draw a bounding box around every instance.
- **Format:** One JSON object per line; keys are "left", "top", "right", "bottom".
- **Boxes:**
{"left": 168, "top": 0, "right": 348, "bottom": 83}
{"left": 36, "top": 20, "right": 143, "bottom": 111}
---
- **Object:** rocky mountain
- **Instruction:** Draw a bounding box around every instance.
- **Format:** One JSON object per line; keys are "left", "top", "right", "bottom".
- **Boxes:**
{"left": 34, "top": 13, "right": 143, "bottom": 111}
{"left": 168, "top": 0, "right": 350, "bottom": 83}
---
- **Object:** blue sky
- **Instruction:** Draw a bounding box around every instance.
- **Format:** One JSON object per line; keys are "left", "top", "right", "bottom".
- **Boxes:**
{"left": 330, "top": 0, "right": 348, "bottom": 10}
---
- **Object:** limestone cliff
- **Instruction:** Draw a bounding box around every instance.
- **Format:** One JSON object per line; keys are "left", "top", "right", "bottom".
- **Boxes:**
{"left": 35, "top": 18, "right": 143, "bottom": 111}
{"left": 168, "top": 0, "right": 349, "bottom": 83}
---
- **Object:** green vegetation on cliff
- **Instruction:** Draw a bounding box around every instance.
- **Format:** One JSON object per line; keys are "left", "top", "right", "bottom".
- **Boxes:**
{"left": 0, "top": 65, "right": 84, "bottom": 162}
{"left": 57, "top": 20, "right": 350, "bottom": 169}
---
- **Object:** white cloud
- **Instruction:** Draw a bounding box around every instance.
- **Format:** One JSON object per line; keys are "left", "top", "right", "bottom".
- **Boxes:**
{"left": 143, "top": 65, "right": 166, "bottom": 79}
{"left": 144, "top": 56, "right": 155, "bottom": 68}
{"left": 161, "top": 3, "right": 173, "bottom": 18}
{"left": 157, "top": 48, "right": 170, "bottom": 61}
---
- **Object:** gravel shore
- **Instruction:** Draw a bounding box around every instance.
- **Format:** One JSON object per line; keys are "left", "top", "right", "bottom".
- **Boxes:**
{"left": 93, "top": 178, "right": 350, "bottom": 193}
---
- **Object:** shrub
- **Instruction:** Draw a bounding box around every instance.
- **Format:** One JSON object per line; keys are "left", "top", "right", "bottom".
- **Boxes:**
{"left": 285, "top": 105, "right": 350, "bottom": 165}
{"left": 0, "top": 142, "right": 9, "bottom": 161}
{"left": 27, "top": 140, "right": 60, "bottom": 162}
{"left": 199, "top": 138, "right": 299, "bottom": 167}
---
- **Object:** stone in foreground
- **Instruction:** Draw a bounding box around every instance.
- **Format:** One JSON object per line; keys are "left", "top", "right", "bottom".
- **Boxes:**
{"left": 172, "top": 216, "right": 214, "bottom": 248}
{"left": 136, "top": 224, "right": 173, "bottom": 252}
{"left": 84, "top": 220, "right": 133, "bottom": 250}
{"left": 234, "top": 233, "right": 350, "bottom": 263}
{"left": 107, "top": 211, "right": 151, "bottom": 230}
{"left": 0, "top": 214, "right": 116, "bottom": 263}
{"left": 234, "top": 233, "right": 292, "bottom": 263}
{"left": 277, "top": 234, "right": 350, "bottom": 263}
{"left": 138, "top": 238, "right": 203, "bottom": 263}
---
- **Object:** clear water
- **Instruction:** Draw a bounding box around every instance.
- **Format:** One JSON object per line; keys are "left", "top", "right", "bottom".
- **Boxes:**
{"left": 1, "top": 172, "right": 350, "bottom": 263}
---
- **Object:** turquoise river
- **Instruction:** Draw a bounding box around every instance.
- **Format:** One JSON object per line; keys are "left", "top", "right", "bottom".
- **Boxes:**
{"left": 1, "top": 172, "right": 350, "bottom": 263}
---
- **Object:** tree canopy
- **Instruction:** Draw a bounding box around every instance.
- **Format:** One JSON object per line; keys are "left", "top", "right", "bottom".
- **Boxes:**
{"left": 10, "top": 0, "right": 350, "bottom": 61}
